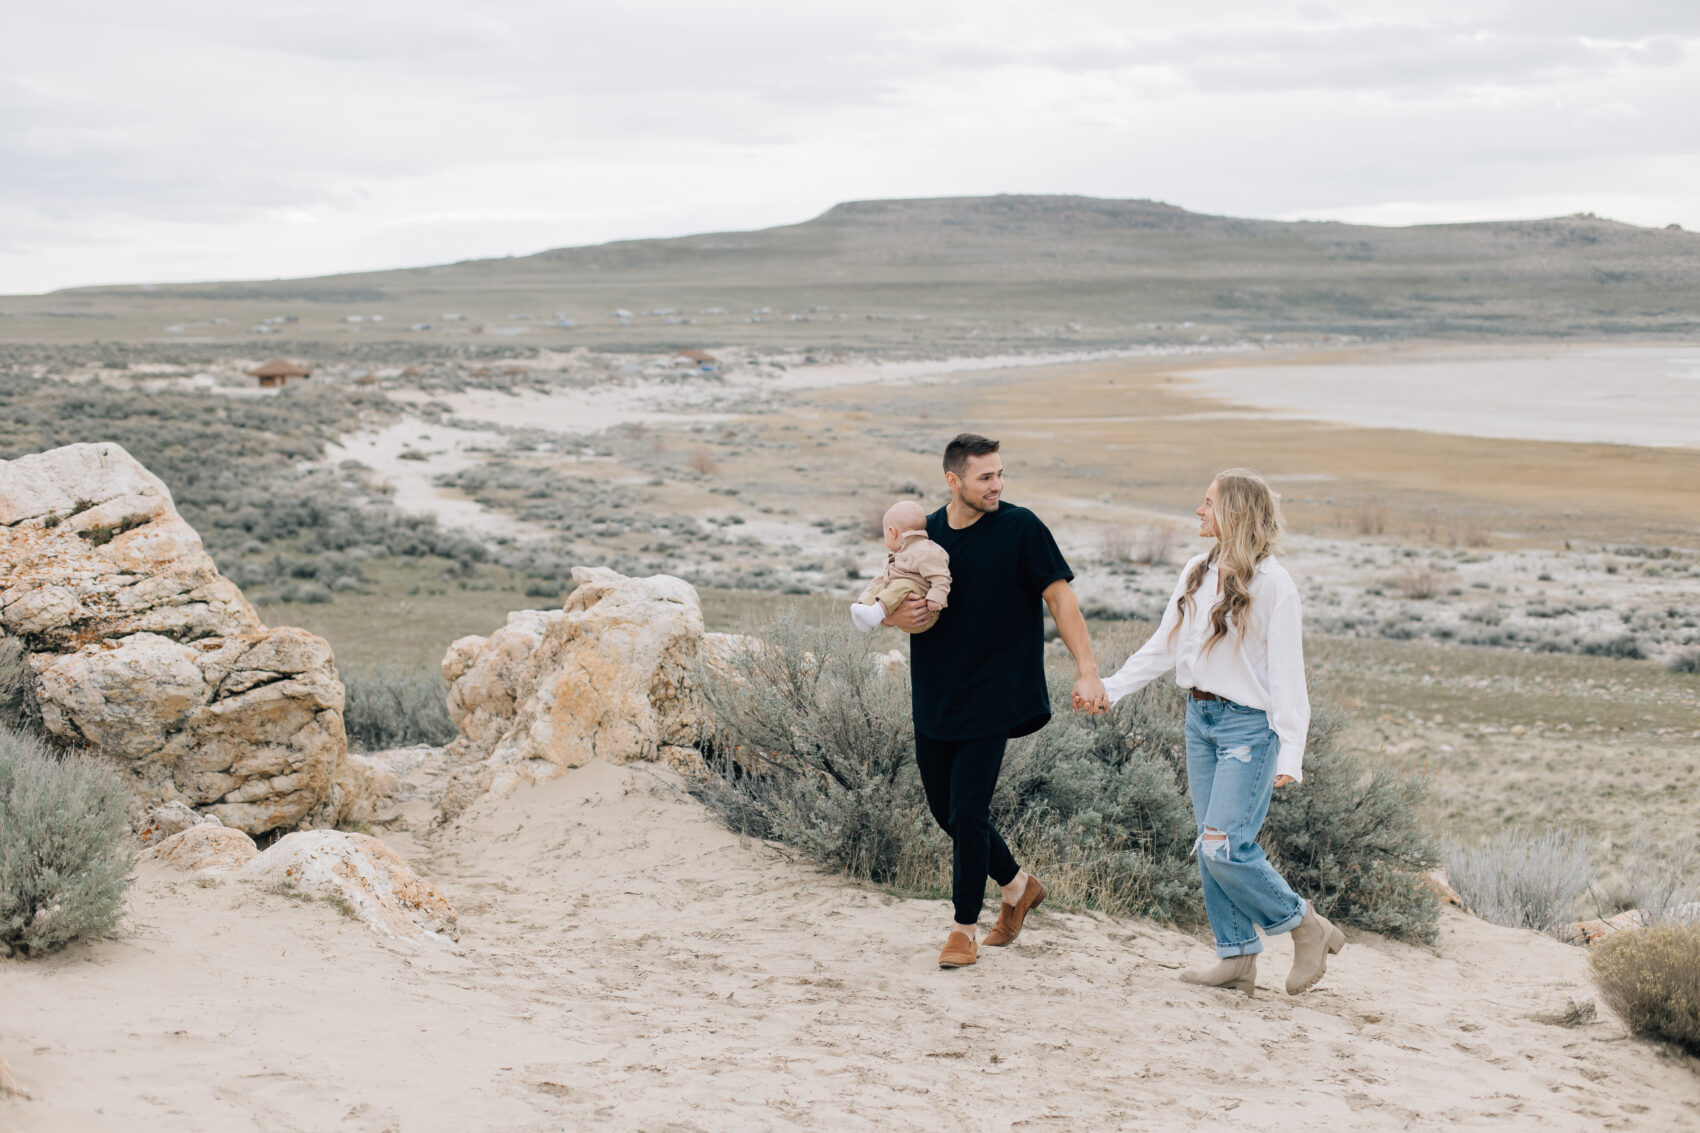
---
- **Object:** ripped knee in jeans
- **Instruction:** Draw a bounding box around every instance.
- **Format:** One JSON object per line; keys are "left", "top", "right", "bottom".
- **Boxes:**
{"left": 1200, "top": 826, "right": 1229, "bottom": 861}
{"left": 1222, "top": 745, "right": 1253, "bottom": 763}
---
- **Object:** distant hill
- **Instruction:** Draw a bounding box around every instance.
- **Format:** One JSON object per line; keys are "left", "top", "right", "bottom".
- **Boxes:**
{"left": 5, "top": 195, "right": 1697, "bottom": 348}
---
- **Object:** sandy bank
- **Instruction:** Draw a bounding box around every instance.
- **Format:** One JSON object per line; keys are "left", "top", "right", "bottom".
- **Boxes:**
{"left": 5, "top": 761, "right": 1695, "bottom": 1131}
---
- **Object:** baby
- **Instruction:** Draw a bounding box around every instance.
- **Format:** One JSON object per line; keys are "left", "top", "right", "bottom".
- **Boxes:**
{"left": 849, "top": 500, "right": 951, "bottom": 634}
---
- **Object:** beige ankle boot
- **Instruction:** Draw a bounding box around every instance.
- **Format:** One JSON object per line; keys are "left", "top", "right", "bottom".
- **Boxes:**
{"left": 1286, "top": 903, "right": 1345, "bottom": 995}
{"left": 1179, "top": 953, "right": 1257, "bottom": 995}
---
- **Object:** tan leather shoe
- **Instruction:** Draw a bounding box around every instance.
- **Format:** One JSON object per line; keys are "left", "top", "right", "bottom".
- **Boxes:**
{"left": 983, "top": 875, "right": 1047, "bottom": 947}
{"left": 1286, "top": 903, "right": 1345, "bottom": 995}
{"left": 938, "top": 931, "right": 978, "bottom": 968}
{"left": 1180, "top": 953, "right": 1257, "bottom": 995}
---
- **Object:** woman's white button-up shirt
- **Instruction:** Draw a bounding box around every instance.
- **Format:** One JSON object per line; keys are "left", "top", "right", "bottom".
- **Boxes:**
{"left": 1100, "top": 553, "right": 1311, "bottom": 782}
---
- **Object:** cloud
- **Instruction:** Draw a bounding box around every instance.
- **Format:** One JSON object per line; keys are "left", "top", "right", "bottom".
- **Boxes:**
{"left": 1, "top": 0, "right": 1698, "bottom": 291}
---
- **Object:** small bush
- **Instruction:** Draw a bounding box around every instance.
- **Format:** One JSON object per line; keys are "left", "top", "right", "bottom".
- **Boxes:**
{"left": 1445, "top": 828, "right": 1592, "bottom": 933}
{"left": 1590, "top": 923, "right": 1700, "bottom": 1054}
{"left": 1262, "top": 708, "right": 1442, "bottom": 943}
{"left": 0, "top": 726, "right": 133, "bottom": 956}
{"left": 341, "top": 665, "right": 456, "bottom": 751}
{"left": 694, "top": 617, "right": 940, "bottom": 885}
{"left": 1580, "top": 634, "right": 1645, "bottom": 660}
{"left": 0, "top": 637, "right": 33, "bottom": 733}
{"left": 1668, "top": 650, "right": 1700, "bottom": 674}
{"left": 1610, "top": 837, "right": 1700, "bottom": 927}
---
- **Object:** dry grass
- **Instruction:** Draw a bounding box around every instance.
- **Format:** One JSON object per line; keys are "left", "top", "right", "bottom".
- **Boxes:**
{"left": 1391, "top": 565, "right": 1443, "bottom": 600}
{"left": 686, "top": 449, "right": 719, "bottom": 476}
{"left": 1590, "top": 923, "right": 1700, "bottom": 1055}
{"left": 1098, "top": 523, "right": 1176, "bottom": 566}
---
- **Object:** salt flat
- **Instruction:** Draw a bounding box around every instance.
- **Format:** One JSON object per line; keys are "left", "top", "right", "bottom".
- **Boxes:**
{"left": 1180, "top": 344, "right": 1700, "bottom": 449}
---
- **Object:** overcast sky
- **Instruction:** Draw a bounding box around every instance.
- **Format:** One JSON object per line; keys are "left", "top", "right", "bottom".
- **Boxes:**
{"left": 4, "top": 0, "right": 1697, "bottom": 293}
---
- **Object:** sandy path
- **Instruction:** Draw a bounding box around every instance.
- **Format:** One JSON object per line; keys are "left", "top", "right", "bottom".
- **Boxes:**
{"left": 5, "top": 762, "right": 1697, "bottom": 1131}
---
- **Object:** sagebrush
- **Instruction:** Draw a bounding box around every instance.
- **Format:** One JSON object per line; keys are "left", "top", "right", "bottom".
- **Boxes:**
{"left": 1445, "top": 827, "right": 1592, "bottom": 934}
{"left": 695, "top": 617, "right": 1441, "bottom": 941}
{"left": 0, "top": 725, "right": 133, "bottom": 956}
{"left": 341, "top": 665, "right": 457, "bottom": 751}
{"left": 1590, "top": 923, "right": 1700, "bottom": 1055}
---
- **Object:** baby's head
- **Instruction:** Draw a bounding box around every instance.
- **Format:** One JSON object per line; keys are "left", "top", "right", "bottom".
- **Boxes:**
{"left": 882, "top": 500, "right": 927, "bottom": 552}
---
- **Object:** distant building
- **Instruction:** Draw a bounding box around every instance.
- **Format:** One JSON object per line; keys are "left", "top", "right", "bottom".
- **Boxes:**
{"left": 245, "top": 359, "right": 313, "bottom": 389}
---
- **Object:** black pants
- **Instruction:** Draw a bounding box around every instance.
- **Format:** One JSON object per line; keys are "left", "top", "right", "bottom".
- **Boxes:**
{"left": 915, "top": 731, "right": 1020, "bottom": 926}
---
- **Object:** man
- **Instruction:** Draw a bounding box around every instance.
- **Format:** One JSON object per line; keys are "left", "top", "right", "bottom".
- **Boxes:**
{"left": 886, "top": 433, "right": 1106, "bottom": 968}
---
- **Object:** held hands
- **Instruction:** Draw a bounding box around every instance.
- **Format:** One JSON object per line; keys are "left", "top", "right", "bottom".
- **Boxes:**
{"left": 1071, "top": 675, "right": 1110, "bottom": 716}
{"left": 883, "top": 594, "right": 933, "bottom": 632}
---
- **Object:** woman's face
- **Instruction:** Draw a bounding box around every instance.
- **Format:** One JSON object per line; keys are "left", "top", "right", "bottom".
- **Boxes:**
{"left": 1196, "top": 480, "right": 1220, "bottom": 539}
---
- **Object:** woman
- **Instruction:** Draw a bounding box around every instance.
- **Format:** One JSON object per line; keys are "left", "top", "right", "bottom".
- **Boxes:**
{"left": 1091, "top": 468, "right": 1342, "bottom": 996}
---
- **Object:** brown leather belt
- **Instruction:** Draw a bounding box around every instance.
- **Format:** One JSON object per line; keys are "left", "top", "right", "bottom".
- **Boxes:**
{"left": 1189, "top": 689, "right": 1223, "bottom": 702}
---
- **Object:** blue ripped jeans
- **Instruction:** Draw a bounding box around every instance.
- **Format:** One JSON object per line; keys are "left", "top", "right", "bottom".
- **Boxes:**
{"left": 1185, "top": 697, "right": 1307, "bottom": 958}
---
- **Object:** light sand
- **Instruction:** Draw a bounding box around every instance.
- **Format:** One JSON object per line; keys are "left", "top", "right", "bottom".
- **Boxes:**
{"left": 1179, "top": 343, "right": 1700, "bottom": 449}
{"left": 5, "top": 761, "right": 1696, "bottom": 1131}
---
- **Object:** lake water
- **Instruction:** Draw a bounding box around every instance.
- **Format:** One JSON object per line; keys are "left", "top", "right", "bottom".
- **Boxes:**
{"left": 1180, "top": 344, "right": 1700, "bottom": 449}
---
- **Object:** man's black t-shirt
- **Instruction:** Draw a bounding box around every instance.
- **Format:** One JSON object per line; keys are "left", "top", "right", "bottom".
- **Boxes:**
{"left": 910, "top": 501, "right": 1074, "bottom": 741}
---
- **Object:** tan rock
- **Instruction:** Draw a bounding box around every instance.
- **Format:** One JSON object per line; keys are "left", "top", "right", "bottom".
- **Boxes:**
{"left": 443, "top": 608, "right": 564, "bottom": 759}
{"left": 0, "top": 442, "right": 260, "bottom": 647}
{"left": 136, "top": 800, "right": 222, "bottom": 847}
{"left": 442, "top": 568, "right": 727, "bottom": 804}
{"left": 143, "top": 824, "right": 260, "bottom": 873}
{"left": 1561, "top": 908, "right": 1645, "bottom": 946}
{"left": 240, "top": 830, "right": 457, "bottom": 942}
{"left": 1, "top": 443, "right": 350, "bottom": 834}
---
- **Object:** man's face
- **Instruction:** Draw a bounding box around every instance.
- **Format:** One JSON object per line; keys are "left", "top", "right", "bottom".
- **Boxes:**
{"left": 948, "top": 453, "right": 1004, "bottom": 513}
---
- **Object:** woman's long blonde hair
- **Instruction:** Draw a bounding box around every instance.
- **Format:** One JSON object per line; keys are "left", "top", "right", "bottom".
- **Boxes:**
{"left": 1169, "top": 468, "right": 1284, "bottom": 654}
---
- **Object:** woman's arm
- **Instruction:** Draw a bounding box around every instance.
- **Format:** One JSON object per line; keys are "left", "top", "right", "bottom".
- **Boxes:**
{"left": 1099, "top": 570, "right": 1188, "bottom": 704}
{"left": 1265, "top": 589, "right": 1310, "bottom": 784}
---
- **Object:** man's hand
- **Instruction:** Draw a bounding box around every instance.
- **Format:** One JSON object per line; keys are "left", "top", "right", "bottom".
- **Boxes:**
{"left": 883, "top": 594, "right": 932, "bottom": 631}
{"left": 1273, "top": 774, "right": 1296, "bottom": 789}
{"left": 1071, "top": 675, "right": 1109, "bottom": 715}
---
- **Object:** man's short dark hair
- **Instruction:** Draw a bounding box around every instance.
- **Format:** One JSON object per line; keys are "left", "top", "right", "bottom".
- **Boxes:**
{"left": 943, "top": 433, "right": 1000, "bottom": 478}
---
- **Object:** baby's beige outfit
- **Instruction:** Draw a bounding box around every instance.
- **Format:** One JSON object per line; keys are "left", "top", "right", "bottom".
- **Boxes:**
{"left": 859, "top": 531, "right": 952, "bottom": 634}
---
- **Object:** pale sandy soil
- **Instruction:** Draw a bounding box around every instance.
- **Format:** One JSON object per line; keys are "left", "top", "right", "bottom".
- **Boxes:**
{"left": 5, "top": 761, "right": 1697, "bottom": 1132}
{"left": 1179, "top": 343, "right": 1700, "bottom": 449}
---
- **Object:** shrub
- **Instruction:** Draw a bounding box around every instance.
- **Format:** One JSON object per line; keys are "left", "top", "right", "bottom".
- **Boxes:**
{"left": 1668, "top": 650, "right": 1700, "bottom": 674}
{"left": 0, "top": 637, "right": 33, "bottom": 733}
{"left": 1261, "top": 707, "right": 1442, "bottom": 943}
{"left": 1610, "top": 837, "right": 1700, "bottom": 927}
{"left": 1580, "top": 634, "right": 1645, "bottom": 660}
{"left": 0, "top": 726, "right": 133, "bottom": 956}
{"left": 696, "top": 617, "right": 1442, "bottom": 940}
{"left": 1445, "top": 828, "right": 1592, "bottom": 933}
{"left": 340, "top": 665, "right": 457, "bottom": 751}
{"left": 1590, "top": 923, "right": 1700, "bottom": 1055}
{"left": 694, "top": 617, "right": 941, "bottom": 885}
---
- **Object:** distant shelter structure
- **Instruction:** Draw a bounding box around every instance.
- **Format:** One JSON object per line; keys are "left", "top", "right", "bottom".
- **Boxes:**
{"left": 246, "top": 359, "right": 313, "bottom": 389}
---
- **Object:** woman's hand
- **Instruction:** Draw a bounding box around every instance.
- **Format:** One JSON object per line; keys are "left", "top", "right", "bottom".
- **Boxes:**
{"left": 1273, "top": 774, "right": 1295, "bottom": 789}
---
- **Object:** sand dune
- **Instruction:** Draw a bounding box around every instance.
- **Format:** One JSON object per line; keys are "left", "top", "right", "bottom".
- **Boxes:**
{"left": 4, "top": 760, "right": 1696, "bottom": 1131}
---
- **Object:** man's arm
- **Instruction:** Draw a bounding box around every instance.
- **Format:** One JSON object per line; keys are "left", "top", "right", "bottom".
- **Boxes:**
{"left": 882, "top": 593, "right": 933, "bottom": 631}
{"left": 1042, "top": 579, "right": 1106, "bottom": 714}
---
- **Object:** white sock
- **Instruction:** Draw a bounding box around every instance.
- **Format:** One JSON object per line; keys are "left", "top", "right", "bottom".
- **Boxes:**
{"left": 849, "top": 600, "right": 886, "bottom": 632}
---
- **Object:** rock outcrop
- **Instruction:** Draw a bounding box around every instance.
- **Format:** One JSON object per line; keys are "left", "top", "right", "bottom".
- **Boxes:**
{"left": 240, "top": 830, "right": 458, "bottom": 942}
{"left": 142, "top": 823, "right": 261, "bottom": 873}
{"left": 440, "top": 567, "right": 738, "bottom": 808}
{"left": 0, "top": 442, "right": 349, "bottom": 833}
